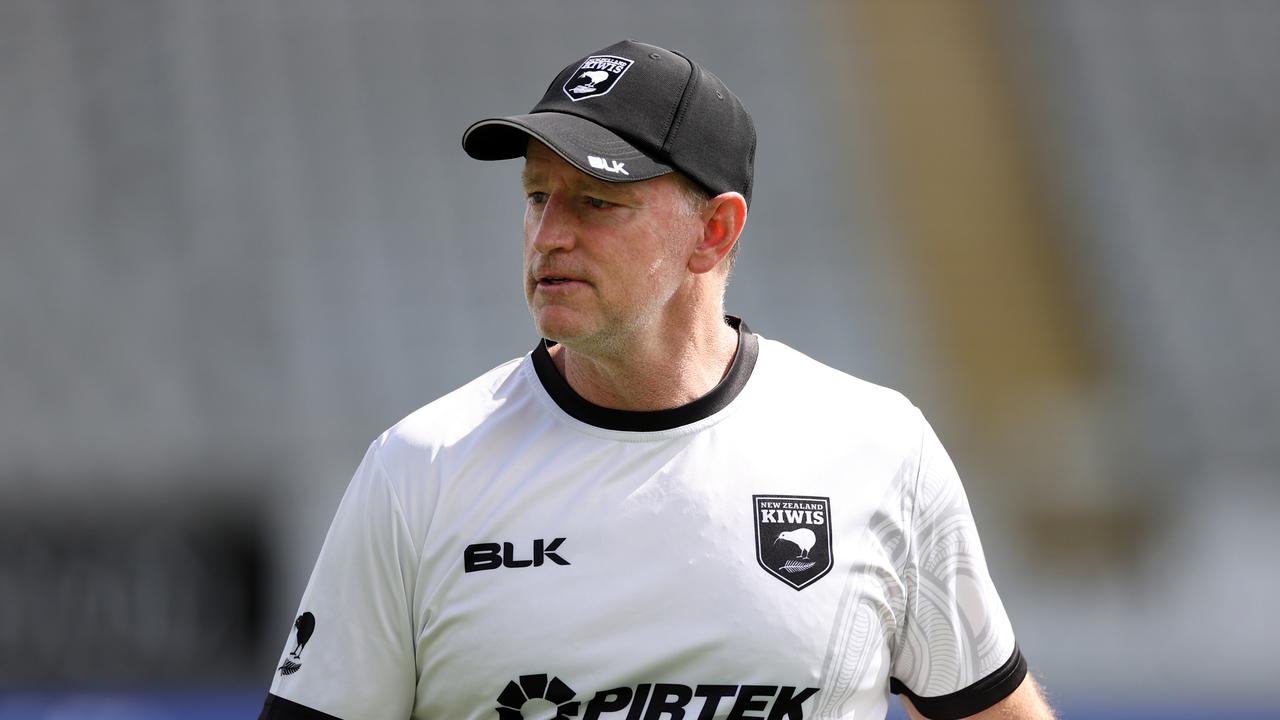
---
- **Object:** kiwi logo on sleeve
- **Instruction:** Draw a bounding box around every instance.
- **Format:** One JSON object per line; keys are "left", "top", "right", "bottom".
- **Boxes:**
{"left": 277, "top": 611, "right": 315, "bottom": 676}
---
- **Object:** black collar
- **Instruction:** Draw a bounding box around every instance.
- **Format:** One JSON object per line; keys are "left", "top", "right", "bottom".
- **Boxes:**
{"left": 531, "top": 316, "right": 759, "bottom": 432}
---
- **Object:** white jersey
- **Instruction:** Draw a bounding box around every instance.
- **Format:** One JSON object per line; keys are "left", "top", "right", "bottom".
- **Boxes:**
{"left": 260, "top": 319, "right": 1025, "bottom": 720}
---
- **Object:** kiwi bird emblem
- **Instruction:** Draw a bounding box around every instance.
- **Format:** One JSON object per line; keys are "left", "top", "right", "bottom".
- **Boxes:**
{"left": 277, "top": 611, "right": 315, "bottom": 676}
{"left": 774, "top": 528, "right": 817, "bottom": 559}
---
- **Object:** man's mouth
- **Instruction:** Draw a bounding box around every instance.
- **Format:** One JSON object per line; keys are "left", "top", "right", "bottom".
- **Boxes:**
{"left": 537, "top": 275, "right": 585, "bottom": 287}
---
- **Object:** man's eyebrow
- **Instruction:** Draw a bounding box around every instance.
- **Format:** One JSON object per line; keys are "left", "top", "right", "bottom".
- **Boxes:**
{"left": 581, "top": 178, "right": 639, "bottom": 201}
{"left": 520, "top": 168, "right": 545, "bottom": 192}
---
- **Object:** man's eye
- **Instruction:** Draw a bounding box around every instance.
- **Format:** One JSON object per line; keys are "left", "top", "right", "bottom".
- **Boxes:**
{"left": 587, "top": 197, "right": 609, "bottom": 209}
{"left": 527, "top": 192, "right": 548, "bottom": 205}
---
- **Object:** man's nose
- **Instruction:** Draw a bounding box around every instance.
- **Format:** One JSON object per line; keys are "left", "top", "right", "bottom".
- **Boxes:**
{"left": 529, "top": 192, "right": 576, "bottom": 254}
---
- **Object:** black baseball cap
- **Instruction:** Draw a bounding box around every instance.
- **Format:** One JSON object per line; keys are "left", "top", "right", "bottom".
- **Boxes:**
{"left": 462, "top": 39, "right": 756, "bottom": 206}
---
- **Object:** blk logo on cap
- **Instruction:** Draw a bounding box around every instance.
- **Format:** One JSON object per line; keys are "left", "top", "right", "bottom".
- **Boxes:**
{"left": 562, "top": 55, "right": 633, "bottom": 101}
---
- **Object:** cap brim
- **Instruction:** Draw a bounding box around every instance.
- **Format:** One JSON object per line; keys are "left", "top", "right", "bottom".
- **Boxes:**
{"left": 462, "top": 112, "right": 673, "bottom": 183}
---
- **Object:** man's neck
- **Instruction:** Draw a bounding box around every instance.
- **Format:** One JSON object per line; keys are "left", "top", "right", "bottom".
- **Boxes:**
{"left": 549, "top": 314, "right": 740, "bottom": 412}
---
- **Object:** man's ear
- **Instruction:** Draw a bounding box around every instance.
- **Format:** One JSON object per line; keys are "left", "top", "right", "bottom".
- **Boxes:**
{"left": 688, "top": 192, "right": 748, "bottom": 275}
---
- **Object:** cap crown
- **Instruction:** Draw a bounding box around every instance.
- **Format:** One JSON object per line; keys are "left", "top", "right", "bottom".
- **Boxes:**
{"left": 531, "top": 40, "right": 755, "bottom": 204}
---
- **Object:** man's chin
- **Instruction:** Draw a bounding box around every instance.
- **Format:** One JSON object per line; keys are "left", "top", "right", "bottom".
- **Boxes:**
{"left": 530, "top": 307, "right": 594, "bottom": 344}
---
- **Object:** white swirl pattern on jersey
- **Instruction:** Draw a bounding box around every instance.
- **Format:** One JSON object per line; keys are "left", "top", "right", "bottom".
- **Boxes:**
{"left": 890, "top": 421, "right": 1016, "bottom": 699}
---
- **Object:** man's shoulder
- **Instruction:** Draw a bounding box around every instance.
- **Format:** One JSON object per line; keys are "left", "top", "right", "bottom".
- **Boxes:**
{"left": 750, "top": 334, "right": 928, "bottom": 457}
{"left": 735, "top": 335, "right": 929, "bottom": 487}
{"left": 375, "top": 353, "right": 534, "bottom": 460}
{"left": 755, "top": 335, "right": 919, "bottom": 417}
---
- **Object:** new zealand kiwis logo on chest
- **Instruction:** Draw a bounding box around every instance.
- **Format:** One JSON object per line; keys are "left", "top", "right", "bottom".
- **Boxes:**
{"left": 754, "top": 495, "right": 833, "bottom": 590}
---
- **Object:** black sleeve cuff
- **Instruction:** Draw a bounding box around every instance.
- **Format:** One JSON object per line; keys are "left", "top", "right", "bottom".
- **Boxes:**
{"left": 259, "top": 693, "right": 344, "bottom": 720}
{"left": 889, "top": 644, "right": 1028, "bottom": 720}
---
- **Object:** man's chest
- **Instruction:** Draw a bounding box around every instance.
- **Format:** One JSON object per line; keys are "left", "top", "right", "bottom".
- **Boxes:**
{"left": 410, "top": 434, "right": 908, "bottom": 719}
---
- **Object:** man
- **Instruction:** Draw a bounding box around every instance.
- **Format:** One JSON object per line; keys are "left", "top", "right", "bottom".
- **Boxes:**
{"left": 259, "top": 40, "right": 1055, "bottom": 720}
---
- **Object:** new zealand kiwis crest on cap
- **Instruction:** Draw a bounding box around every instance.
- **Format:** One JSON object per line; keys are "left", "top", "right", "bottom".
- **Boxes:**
{"left": 562, "top": 55, "right": 634, "bottom": 101}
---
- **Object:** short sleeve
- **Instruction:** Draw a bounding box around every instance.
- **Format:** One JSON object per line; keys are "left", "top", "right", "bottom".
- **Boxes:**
{"left": 888, "top": 413, "right": 1027, "bottom": 719}
{"left": 260, "top": 443, "right": 418, "bottom": 720}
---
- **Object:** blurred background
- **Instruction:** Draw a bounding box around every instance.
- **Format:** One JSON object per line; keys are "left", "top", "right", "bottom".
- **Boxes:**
{"left": 2, "top": 1, "right": 1278, "bottom": 718}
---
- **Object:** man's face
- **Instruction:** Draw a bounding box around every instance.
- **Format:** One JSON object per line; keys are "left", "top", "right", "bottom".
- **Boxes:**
{"left": 522, "top": 141, "right": 702, "bottom": 351}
